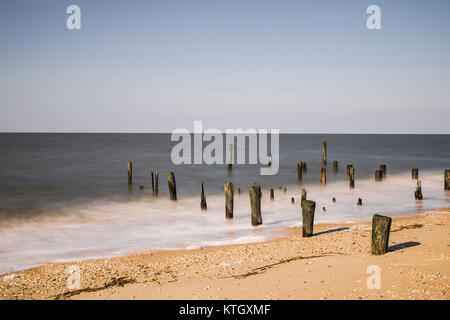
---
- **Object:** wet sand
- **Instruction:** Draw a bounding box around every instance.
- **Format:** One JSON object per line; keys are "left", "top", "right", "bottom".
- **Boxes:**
{"left": 1, "top": 209, "right": 448, "bottom": 300}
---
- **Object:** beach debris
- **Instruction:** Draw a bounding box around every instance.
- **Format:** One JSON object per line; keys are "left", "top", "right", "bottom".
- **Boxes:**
{"left": 415, "top": 180, "right": 423, "bottom": 200}
{"left": 224, "top": 182, "right": 234, "bottom": 219}
{"left": 444, "top": 169, "right": 450, "bottom": 190}
{"left": 301, "top": 200, "right": 316, "bottom": 237}
{"left": 380, "top": 164, "right": 387, "bottom": 177}
{"left": 412, "top": 168, "right": 419, "bottom": 179}
{"left": 321, "top": 167, "right": 326, "bottom": 184}
{"left": 168, "top": 172, "right": 177, "bottom": 200}
{"left": 154, "top": 170, "right": 159, "bottom": 195}
{"left": 333, "top": 160, "right": 338, "bottom": 173}
{"left": 127, "top": 161, "right": 132, "bottom": 185}
{"left": 349, "top": 166, "right": 355, "bottom": 189}
{"left": 270, "top": 188, "right": 274, "bottom": 201}
{"left": 357, "top": 198, "right": 363, "bottom": 206}
{"left": 375, "top": 170, "right": 383, "bottom": 181}
{"left": 200, "top": 182, "right": 207, "bottom": 210}
{"left": 301, "top": 188, "right": 307, "bottom": 204}
{"left": 297, "top": 161, "right": 303, "bottom": 180}
{"left": 371, "top": 214, "right": 392, "bottom": 255}
{"left": 250, "top": 184, "right": 263, "bottom": 226}
{"left": 322, "top": 139, "right": 327, "bottom": 165}
{"left": 291, "top": 197, "right": 295, "bottom": 204}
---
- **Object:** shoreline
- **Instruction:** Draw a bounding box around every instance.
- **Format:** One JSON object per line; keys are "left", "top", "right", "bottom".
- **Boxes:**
{"left": 0, "top": 208, "right": 448, "bottom": 300}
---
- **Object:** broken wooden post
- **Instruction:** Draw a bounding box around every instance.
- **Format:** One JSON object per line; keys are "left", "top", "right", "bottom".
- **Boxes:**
{"left": 357, "top": 198, "right": 362, "bottom": 206}
{"left": 444, "top": 169, "right": 450, "bottom": 190}
{"left": 349, "top": 166, "right": 355, "bottom": 189}
{"left": 227, "top": 142, "right": 233, "bottom": 170}
{"left": 412, "top": 168, "right": 419, "bottom": 179}
{"left": 415, "top": 180, "right": 423, "bottom": 200}
{"left": 322, "top": 139, "right": 327, "bottom": 165}
{"left": 375, "top": 170, "right": 383, "bottom": 181}
{"left": 200, "top": 182, "right": 207, "bottom": 210}
{"left": 151, "top": 171, "right": 155, "bottom": 194}
{"left": 301, "top": 200, "right": 316, "bottom": 237}
{"left": 301, "top": 188, "right": 307, "bottom": 204}
{"left": 371, "top": 214, "right": 392, "bottom": 255}
{"left": 155, "top": 170, "right": 159, "bottom": 195}
{"left": 168, "top": 172, "right": 177, "bottom": 200}
{"left": 320, "top": 167, "right": 326, "bottom": 184}
{"left": 333, "top": 161, "right": 338, "bottom": 173}
{"left": 270, "top": 188, "right": 274, "bottom": 201}
{"left": 380, "top": 164, "right": 386, "bottom": 178}
{"left": 224, "top": 182, "right": 234, "bottom": 219}
{"left": 249, "top": 185, "right": 262, "bottom": 226}
{"left": 297, "top": 161, "right": 303, "bottom": 180}
{"left": 127, "top": 162, "right": 132, "bottom": 185}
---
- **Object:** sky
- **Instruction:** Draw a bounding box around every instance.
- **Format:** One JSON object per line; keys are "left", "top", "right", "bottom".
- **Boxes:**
{"left": 0, "top": 0, "right": 449, "bottom": 133}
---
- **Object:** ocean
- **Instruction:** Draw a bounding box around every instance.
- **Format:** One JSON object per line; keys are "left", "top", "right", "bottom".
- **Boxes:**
{"left": 0, "top": 133, "right": 448, "bottom": 274}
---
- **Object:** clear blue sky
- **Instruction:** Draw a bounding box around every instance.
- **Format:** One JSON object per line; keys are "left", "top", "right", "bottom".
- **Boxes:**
{"left": 0, "top": 0, "right": 449, "bottom": 133}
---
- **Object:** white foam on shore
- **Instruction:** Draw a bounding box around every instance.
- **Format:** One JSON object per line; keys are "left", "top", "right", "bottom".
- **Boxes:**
{"left": 0, "top": 171, "right": 448, "bottom": 275}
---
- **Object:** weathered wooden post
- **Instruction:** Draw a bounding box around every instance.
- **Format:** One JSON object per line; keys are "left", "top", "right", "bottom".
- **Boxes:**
{"left": 224, "top": 182, "right": 234, "bottom": 219}
{"left": 302, "top": 162, "right": 307, "bottom": 172}
{"left": 380, "top": 164, "right": 386, "bottom": 177}
{"left": 333, "top": 161, "right": 338, "bottom": 174}
{"left": 301, "top": 188, "right": 307, "bottom": 204}
{"left": 320, "top": 167, "right": 326, "bottom": 184}
{"left": 415, "top": 180, "right": 423, "bottom": 200}
{"left": 346, "top": 165, "right": 353, "bottom": 179}
{"left": 297, "top": 161, "right": 303, "bottom": 180}
{"left": 151, "top": 171, "right": 155, "bottom": 194}
{"left": 371, "top": 214, "right": 392, "bottom": 255}
{"left": 443, "top": 169, "right": 450, "bottom": 190}
{"left": 291, "top": 197, "right": 295, "bottom": 204}
{"left": 168, "top": 172, "right": 177, "bottom": 200}
{"left": 200, "top": 182, "right": 207, "bottom": 210}
{"left": 322, "top": 139, "right": 327, "bottom": 165}
{"left": 349, "top": 166, "right": 355, "bottom": 189}
{"left": 227, "top": 142, "right": 233, "bottom": 170}
{"left": 357, "top": 198, "right": 362, "bottom": 206}
{"left": 155, "top": 170, "right": 159, "bottom": 195}
{"left": 301, "top": 200, "right": 316, "bottom": 237}
{"left": 249, "top": 185, "right": 262, "bottom": 226}
{"left": 332, "top": 197, "right": 336, "bottom": 202}
{"left": 375, "top": 170, "right": 383, "bottom": 181}
{"left": 412, "top": 168, "right": 419, "bottom": 179}
{"left": 283, "top": 187, "right": 287, "bottom": 193}
{"left": 270, "top": 188, "right": 274, "bottom": 201}
{"left": 127, "top": 162, "right": 132, "bottom": 185}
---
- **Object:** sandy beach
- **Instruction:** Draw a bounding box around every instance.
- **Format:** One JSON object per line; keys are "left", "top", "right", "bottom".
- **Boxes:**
{"left": 0, "top": 209, "right": 448, "bottom": 300}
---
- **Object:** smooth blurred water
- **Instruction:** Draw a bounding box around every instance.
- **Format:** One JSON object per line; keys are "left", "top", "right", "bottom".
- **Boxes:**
{"left": 0, "top": 133, "right": 449, "bottom": 274}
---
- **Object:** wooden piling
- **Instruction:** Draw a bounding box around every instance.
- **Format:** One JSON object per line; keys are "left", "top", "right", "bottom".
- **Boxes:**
{"left": 200, "top": 182, "right": 207, "bottom": 210}
{"left": 283, "top": 187, "right": 287, "bottom": 193}
{"left": 127, "top": 162, "right": 132, "bottom": 185}
{"left": 346, "top": 165, "right": 353, "bottom": 179}
{"left": 301, "top": 188, "right": 307, "bottom": 204}
{"left": 380, "top": 164, "right": 386, "bottom": 177}
{"left": 349, "top": 166, "right": 355, "bottom": 189}
{"left": 332, "top": 197, "right": 336, "bottom": 202}
{"left": 371, "top": 214, "right": 392, "bottom": 255}
{"left": 151, "top": 171, "right": 155, "bottom": 194}
{"left": 412, "top": 168, "right": 419, "bottom": 180}
{"left": 333, "top": 161, "right": 338, "bottom": 173}
{"left": 322, "top": 139, "right": 327, "bottom": 165}
{"left": 444, "top": 169, "right": 450, "bottom": 190}
{"left": 301, "top": 200, "right": 316, "bottom": 237}
{"left": 224, "top": 182, "right": 234, "bottom": 219}
{"left": 168, "top": 172, "right": 177, "bottom": 200}
{"left": 238, "top": 187, "right": 241, "bottom": 194}
{"left": 415, "top": 180, "right": 423, "bottom": 200}
{"left": 270, "top": 188, "right": 274, "bottom": 201}
{"left": 297, "top": 161, "right": 303, "bottom": 180}
{"left": 155, "top": 170, "right": 159, "bottom": 195}
{"left": 291, "top": 197, "right": 295, "bottom": 204}
{"left": 320, "top": 167, "right": 326, "bottom": 184}
{"left": 357, "top": 198, "right": 362, "bottom": 206}
{"left": 375, "top": 170, "right": 383, "bottom": 181}
{"left": 249, "top": 185, "right": 263, "bottom": 226}
{"left": 302, "top": 162, "right": 307, "bottom": 172}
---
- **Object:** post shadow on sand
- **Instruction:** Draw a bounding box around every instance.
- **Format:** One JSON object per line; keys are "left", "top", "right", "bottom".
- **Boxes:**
{"left": 388, "top": 241, "right": 421, "bottom": 252}
{"left": 312, "top": 227, "right": 349, "bottom": 237}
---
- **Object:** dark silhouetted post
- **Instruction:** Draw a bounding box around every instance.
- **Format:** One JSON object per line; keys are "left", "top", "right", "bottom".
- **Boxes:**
{"left": 151, "top": 171, "right": 155, "bottom": 194}
{"left": 415, "top": 180, "right": 423, "bottom": 200}
{"left": 444, "top": 169, "right": 449, "bottom": 190}
{"left": 320, "top": 167, "right": 326, "bottom": 184}
{"left": 155, "top": 170, "right": 159, "bottom": 195}
{"left": 333, "top": 161, "right": 338, "bottom": 174}
{"left": 412, "top": 168, "right": 419, "bottom": 180}
{"left": 375, "top": 170, "right": 383, "bottom": 181}
{"left": 249, "top": 185, "right": 262, "bottom": 226}
{"left": 357, "top": 198, "right": 362, "bottom": 206}
{"left": 200, "top": 182, "right": 207, "bottom": 210}
{"left": 270, "top": 188, "right": 274, "bottom": 201}
{"left": 168, "top": 172, "right": 177, "bottom": 200}
{"left": 291, "top": 197, "right": 295, "bottom": 204}
{"left": 297, "top": 161, "right": 303, "bottom": 181}
{"left": 322, "top": 139, "right": 327, "bottom": 165}
{"left": 127, "top": 162, "right": 132, "bottom": 185}
{"left": 349, "top": 166, "right": 355, "bottom": 189}
{"left": 346, "top": 165, "right": 353, "bottom": 179}
{"left": 371, "top": 214, "right": 392, "bottom": 255}
{"left": 301, "top": 200, "right": 316, "bottom": 237}
{"left": 380, "top": 164, "right": 386, "bottom": 178}
{"left": 224, "top": 182, "right": 234, "bottom": 219}
{"left": 301, "top": 188, "right": 307, "bottom": 204}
